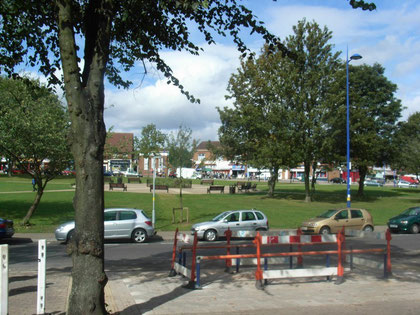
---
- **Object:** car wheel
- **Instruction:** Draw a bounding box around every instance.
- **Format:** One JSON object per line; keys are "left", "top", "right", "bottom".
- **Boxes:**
{"left": 131, "top": 228, "right": 147, "bottom": 243}
{"left": 410, "top": 224, "right": 419, "bottom": 234}
{"left": 363, "top": 225, "right": 374, "bottom": 232}
{"left": 319, "top": 226, "right": 330, "bottom": 235}
{"left": 204, "top": 229, "right": 217, "bottom": 242}
{"left": 66, "top": 230, "right": 75, "bottom": 243}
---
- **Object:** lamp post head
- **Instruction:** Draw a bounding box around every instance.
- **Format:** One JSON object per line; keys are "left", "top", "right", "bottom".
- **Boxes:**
{"left": 350, "top": 54, "right": 362, "bottom": 61}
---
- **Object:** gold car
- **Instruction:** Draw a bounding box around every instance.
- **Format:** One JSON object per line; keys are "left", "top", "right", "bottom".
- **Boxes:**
{"left": 301, "top": 208, "right": 374, "bottom": 235}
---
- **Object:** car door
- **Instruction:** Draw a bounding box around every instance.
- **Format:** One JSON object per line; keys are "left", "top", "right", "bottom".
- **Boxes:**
{"left": 224, "top": 211, "right": 242, "bottom": 234}
{"left": 240, "top": 211, "right": 259, "bottom": 231}
{"left": 347, "top": 209, "right": 365, "bottom": 230}
{"left": 114, "top": 210, "right": 137, "bottom": 237}
{"left": 104, "top": 211, "right": 118, "bottom": 238}
{"left": 331, "top": 209, "right": 349, "bottom": 233}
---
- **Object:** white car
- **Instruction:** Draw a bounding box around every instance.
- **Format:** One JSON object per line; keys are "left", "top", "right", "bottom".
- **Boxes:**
{"left": 397, "top": 180, "right": 418, "bottom": 188}
{"left": 123, "top": 170, "right": 140, "bottom": 177}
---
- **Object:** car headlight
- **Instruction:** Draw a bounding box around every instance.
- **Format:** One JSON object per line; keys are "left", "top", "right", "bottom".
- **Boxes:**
{"left": 307, "top": 222, "right": 317, "bottom": 227}
{"left": 400, "top": 220, "right": 408, "bottom": 224}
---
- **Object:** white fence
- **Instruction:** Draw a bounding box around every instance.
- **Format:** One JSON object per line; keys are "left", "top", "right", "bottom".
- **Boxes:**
{"left": 0, "top": 240, "right": 47, "bottom": 315}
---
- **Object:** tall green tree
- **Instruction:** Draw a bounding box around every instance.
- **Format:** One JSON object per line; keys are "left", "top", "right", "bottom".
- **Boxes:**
{"left": 327, "top": 63, "right": 402, "bottom": 196}
{"left": 136, "top": 123, "right": 167, "bottom": 157}
{"left": 283, "top": 19, "right": 341, "bottom": 202}
{"left": 392, "top": 112, "right": 420, "bottom": 178}
{"left": 219, "top": 45, "right": 299, "bottom": 197}
{"left": 0, "top": 1, "right": 376, "bottom": 312}
{"left": 167, "top": 124, "right": 198, "bottom": 209}
{"left": 0, "top": 77, "right": 71, "bottom": 225}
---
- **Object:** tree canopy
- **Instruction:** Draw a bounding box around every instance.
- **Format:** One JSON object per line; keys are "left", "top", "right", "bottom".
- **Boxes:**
{"left": 327, "top": 63, "right": 402, "bottom": 196}
{"left": 0, "top": 76, "right": 71, "bottom": 224}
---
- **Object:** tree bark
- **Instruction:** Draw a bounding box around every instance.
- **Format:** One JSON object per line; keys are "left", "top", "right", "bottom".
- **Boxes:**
{"left": 22, "top": 189, "right": 43, "bottom": 225}
{"left": 57, "top": 0, "right": 111, "bottom": 313}
{"left": 357, "top": 165, "right": 368, "bottom": 197}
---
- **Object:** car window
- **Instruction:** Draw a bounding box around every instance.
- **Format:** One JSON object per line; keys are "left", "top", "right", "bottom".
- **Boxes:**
{"left": 227, "top": 212, "right": 239, "bottom": 222}
{"left": 119, "top": 211, "right": 137, "bottom": 221}
{"left": 335, "top": 210, "right": 348, "bottom": 220}
{"left": 351, "top": 210, "right": 363, "bottom": 219}
{"left": 104, "top": 211, "right": 117, "bottom": 221}
{"left": 242, "top": 212, "right": 256, "bottom": 221}
{"left": 255, "top": 212, "right": 264, "bottom": 220}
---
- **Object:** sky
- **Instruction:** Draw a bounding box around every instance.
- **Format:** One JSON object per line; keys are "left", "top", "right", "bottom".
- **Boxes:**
{"left": 101, "top": 1, "right": 420, "bottom": 141}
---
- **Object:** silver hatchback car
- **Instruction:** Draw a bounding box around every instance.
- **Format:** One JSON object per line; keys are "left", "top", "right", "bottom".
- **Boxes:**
{"left": 191, "top": 209, "right": 269, "bottom": 241}
{"left": 55, "top": 208, "right": 155, "bottom": 243}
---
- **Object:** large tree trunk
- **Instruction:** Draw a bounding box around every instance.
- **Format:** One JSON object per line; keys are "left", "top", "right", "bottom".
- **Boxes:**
{"left": 310, "top": 162, "right": 317, "bottom": 200}
{"left": 22, "top": 189, "right": 43, "bottom": 225}
{"left": 267, "top": 166, "right": 279, "bottom": 197}
{"left": 58, "top": 0, "right": 111, "bottom": 313}
{"left": 304, "top": 161, "right": 311, "bottom": 202}
{"left": 357, "top": 165, "right": 368, "bottom": 197}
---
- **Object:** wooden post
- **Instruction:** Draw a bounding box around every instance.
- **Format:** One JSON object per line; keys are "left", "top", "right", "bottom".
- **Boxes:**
{"left": 386, "top": 228, "right": 392, "bottom": 276}
{"left": 225, "top": 228, "right": 232, "bottom": 272}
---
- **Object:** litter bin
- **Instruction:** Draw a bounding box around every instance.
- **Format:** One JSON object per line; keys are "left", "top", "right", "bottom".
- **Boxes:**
{"left": 229, "top": 185, "right": 236, "bottom": 194}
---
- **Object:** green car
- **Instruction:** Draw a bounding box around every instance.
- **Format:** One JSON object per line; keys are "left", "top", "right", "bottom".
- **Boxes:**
{"left": 387, "top": 207, "right": 420, "bottom": 234}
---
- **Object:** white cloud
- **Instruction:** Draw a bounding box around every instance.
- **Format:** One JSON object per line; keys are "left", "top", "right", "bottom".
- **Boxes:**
{"left": 104, "top": 44, "right": 239, "bottom": 140}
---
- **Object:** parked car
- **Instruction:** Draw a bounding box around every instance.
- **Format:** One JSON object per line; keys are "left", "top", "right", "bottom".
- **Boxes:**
{"left": 0, "top": 218, "right": 14, "bottom": 239}
{"left": 103, "top": 171, "right": 113, "bottom": 177}
{"left": 301, "top": 208, "right": 374, "bottom": 235}
{"left": 191, "top": 209, "right": 269, "bottom": 241}
{"left": 400, "top": 176, "right": 419, "bottom": 184}
{"left": 55, "top": 208, "right": 155, "bottom": 243}
{"left": 397, "top": 180, "right": 418, "bottom": 188}
{"left": 331, "top": 177, "right": 346, "bottom": 184}
{"left": 62, "top": 169, "right": 76, "bottom": 176}
{"left": 388, "top": 207, "right": 420, "bottom": 234}
{"left": 123, "top": 170, "right": 140, "bottom": 177}
{"left": 169, "top": 172, "right": 177, "bottom": 178}
{"left": 364, "top": 180, "right": 383, "bottom": 187}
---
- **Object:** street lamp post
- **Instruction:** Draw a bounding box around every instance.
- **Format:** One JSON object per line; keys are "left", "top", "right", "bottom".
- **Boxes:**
{"left": 346, "top": 47, "right": 362, "bottom": 208}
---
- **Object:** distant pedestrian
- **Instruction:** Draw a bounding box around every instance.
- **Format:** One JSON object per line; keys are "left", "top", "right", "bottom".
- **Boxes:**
{"left": 32, "top": 178, "right": 36, "bottom": 191}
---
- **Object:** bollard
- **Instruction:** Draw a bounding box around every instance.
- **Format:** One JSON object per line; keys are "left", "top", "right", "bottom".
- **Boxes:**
{"left": 386, "top": 229, "right": 392, "bottom": 276}
{"left": 254, "top": 232, "right": 264, "bottom": 290}
{"left": 335, "top": 231, "right": 344, "bottom": 285}
{"left": 350, "top": 245, "right": 353, "bottom": 270}
{"left": 297, "top": 228, "right": 303, "bottom": 268}
{"left": 169, "top": 228, "right": 179, "bottom": 277}
{"left": 37, "top": 240, "right": 46, "bottom": 314}
{"left": 225, "top": 229, "right": 232, "bottom": 273}
{"left": 0, "top": 244, "right": 9, "bottom": 315}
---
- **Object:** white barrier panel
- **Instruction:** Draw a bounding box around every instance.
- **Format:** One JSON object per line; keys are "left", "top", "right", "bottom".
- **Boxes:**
{"left": 177, "top": 233, "right": 193, "bottom": 244}
{"left": 263, "top": 267, "right": 338, "bottom": 279}
{"left": 37, "top": 240, "right": 46, "bottom": 314}
{"left": 345, "top": 229, "right": 386, "bottom": 240}
{"left": 0, "top": 244, "right": 8, "bottom": 315}
{"left": 231, "top": 230, "right": 298, "bottom": 238}
{"left": 174, "top": 263, "right": 192, "bottom": 278}
{"left": 262, "top": 234, "right": 337, "bottom": 245}
{"left": 231, "top": 257, "right": 295, "bottom": 266}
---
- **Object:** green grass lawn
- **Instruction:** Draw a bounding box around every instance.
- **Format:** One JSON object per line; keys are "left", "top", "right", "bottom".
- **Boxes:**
{"left": 1, "top": 175, "right": 419, "bottom": 233}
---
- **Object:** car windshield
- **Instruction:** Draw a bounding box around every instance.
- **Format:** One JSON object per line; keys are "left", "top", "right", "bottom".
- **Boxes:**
{"left": 317, "top": 209, "right": 337, "bottom": 218}
{"left": 212, "top": 211, "right": 231, "bottom": 221}
{"left": 401, "top": 208, "right": 420, "bottom": 216}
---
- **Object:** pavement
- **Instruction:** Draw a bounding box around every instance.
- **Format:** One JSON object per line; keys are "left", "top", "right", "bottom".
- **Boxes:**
{"left": 6, "top": 228, "right": 420, "bottom": 314}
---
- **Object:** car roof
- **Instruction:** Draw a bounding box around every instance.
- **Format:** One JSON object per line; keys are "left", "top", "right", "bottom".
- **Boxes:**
{"left": 105, "top": 208, "right": 143, "bottom": 212}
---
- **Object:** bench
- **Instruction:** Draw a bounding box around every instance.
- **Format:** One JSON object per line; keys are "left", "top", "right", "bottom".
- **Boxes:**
{"left": 200, "top": 179, "right": 214, "bottom": 185}
{"left": 207, "top": 185, "right": 225, "bottom": 194}
{"left": 150, "top": 185, "right": 169, "bottom": 193}
{"left": 238, "top": 182, "right": 252, "bottom": 192}
{"left": 109, "top": 182, "right": 127, "bottom": 191}
{"left": 251, "top": 183, "right": 257, "bottom": 191}
{"left": 127, "top": 177, "right": 141, "bottom": 183}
